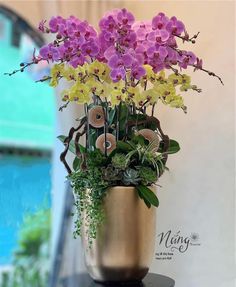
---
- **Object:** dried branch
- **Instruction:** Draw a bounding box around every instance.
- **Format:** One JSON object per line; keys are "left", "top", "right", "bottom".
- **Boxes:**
{"left": 173, "top": 31, "right": 200, "bottom": 44}
{"left": 192, "top": 64, "right": 224, "bottom": 85}
{"left": 59, "top": 101, "right": 70, "bottom": 112}
{"left": 35, "top": 76, "right": 52, "bottom": 83}
{"left": 60, "top": 117, "right": 87, "bottom": 174}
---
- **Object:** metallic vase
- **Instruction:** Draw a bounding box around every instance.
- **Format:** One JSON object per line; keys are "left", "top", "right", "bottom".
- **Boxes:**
{"left": 82, "top": 186, "right": 156, "bottom": 283}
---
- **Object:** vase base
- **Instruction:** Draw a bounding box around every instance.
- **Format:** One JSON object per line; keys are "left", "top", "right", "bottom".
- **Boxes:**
{"left": 88, "top": 266, "right": 149, "bottom": 284}
{"left": 94, "top": 279, "right": 142, "bottom": 286}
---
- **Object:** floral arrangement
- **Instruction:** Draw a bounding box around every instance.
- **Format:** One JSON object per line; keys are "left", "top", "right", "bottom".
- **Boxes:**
{"left": 6, "top": 9, "right": 222, "bottom": 243}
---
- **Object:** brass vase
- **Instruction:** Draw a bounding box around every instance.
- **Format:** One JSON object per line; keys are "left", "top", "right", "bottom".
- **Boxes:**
{"left": 82, "top": 186, "right": 156, "bottom": 283}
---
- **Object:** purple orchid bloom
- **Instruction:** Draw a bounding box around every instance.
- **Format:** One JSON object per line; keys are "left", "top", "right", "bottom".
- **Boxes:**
{"left": 37, "top": 9, "right": 204, "bottom": 83}
{"left": 178, "top": 51, "right": 197, "bottom": 68}
{"left": 117, "top": 8, "right": 135, "bottom": 26}
{"left": 147, "top": 29, "right": 170, "bottom": 43}
{"left": 81, "top": 40, "right": 100, "bottom": 57}
{"left": 99, "top": 15, "right": 117, "bottom": 32}
{"left": 147, "top": 45, "right": 168, "bottom": 60}
{"left": 108, "top": 53, "right": 133, "bottom": 69}
{"left": 39, "top": 44, "right": 61, "bottom": 61}
{"left": 131, "top": 65, "right": 146, "bottom": 80}
{"left": 152, "top": 12, "right": 169, "bottom": 30}
{"left": 110, "top": 67, "right": 126, "bottom": 82}
{"left": 166, "top": 16, "right": 185, "bottom": 36}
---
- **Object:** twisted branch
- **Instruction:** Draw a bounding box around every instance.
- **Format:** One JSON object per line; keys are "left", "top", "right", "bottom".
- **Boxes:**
{"left": 60, "top": 117, "right": 86, "bottom": 174}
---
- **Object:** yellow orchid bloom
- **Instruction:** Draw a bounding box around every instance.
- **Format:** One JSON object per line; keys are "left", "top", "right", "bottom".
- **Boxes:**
{"left": 180, "top": 74, "right": 192, "bottom": 91}
{"left": 141, "top": 89, "right": 159, "bottom": 105}
{"left": 109, "top": 88, "right": 127, "bottom": 107}
{"left": 88, "top": 60, "right": 111, "bottom": 83}
{"left": 154, "top": 83, "right": 176, "bottom": 97}
{"left": 126, "top": 85, "right": 140, "bottom": 101}
{"left": 86, "top": 78, "right": 105, "bottom": 97}
{"left": 50, "top": 64, "right": 64, "bottom": 87}
{"left": 156, "top": 70, "right": 166, "bottom": 82}
{"left": 167, "top": 73, "right": 182, "bottom": 86}
{"left": 68, "top": 83, "right": 90, "bottom": 104}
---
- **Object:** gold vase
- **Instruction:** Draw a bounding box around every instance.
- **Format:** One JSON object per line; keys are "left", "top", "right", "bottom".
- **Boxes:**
{"left": 82, "top": 186, "right": 156, "bottom": 283}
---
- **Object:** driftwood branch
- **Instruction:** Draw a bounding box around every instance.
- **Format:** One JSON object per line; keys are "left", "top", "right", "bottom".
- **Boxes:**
{"left": 60, "top": 118, "right": 87, "bottom": 174}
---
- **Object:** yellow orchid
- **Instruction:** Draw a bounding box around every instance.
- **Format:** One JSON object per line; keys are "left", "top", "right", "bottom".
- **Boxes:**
{"left": 109, "top": 88, "right": 127, "bottom": 107}
{"left": 140, "top": 65, "right": 156, "bottom": 87}
{"left": 144, "top": 65, "right": 156, "bottom": 81}
{"left": 141, "top": 89, "right": 159, "bottom": 105}
{"left": 167, "top": 73, "right": 182, "bottom": 86}
{"left": 88, "top": 60, "right": 111, "bottom": 83}
{"left": 60, "top": 66, "right": 77, "bottom": 81}
{"left": 156, "top": 70, "right": 166, "bottom": 82}
{"left": 86, "top": 78, "right": 105, "bottom": 97}
{"left": 50, "top": 64, "right": 64, "bottom": 87}
{"left": 133, "top": 90, "right": 147, "bottom": 106}
{"left": 154, "top": 82, "right": 176, "bottom": 98}
{"left": 126, "top": 85, "right": 140, "bottom": 101}
{"left": 68, "top": 83, "right": 90, "bottom": 104}
{"left": 75, "top": 65, "right": 87, "bottom": 80}
{"left": 164, "top": 93, "right": 186, "bottom": 112}
{"left": 180, "top": 74, "right": 192, "bottom": 91}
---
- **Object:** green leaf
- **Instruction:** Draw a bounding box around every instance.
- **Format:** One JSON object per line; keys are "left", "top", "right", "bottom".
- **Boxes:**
{"left": 73, "top": 157, "right": 81, "bottom": 171}
{"left": 136, "top": 185, "right": 159, "bottom": 208}
{"left": 57, "top": 135, "right": 86, "bottom": 155}
{"left": 118, "top": 103, "right": 129, "bottom": 137}
{"left": 158, "top": 139, "right": 180, "bottom": 154}
{"left": 137, "top": 188, "right": 151, "bottom": 208}
{"left": 131, "top": 134, "right": 147, "bottom": 146}
{"left": 167, "top": 140, "right": 180, "bottom": 154}
{"left": 116, "top": 141, "right": 133, "bottom": 152}
{"left": 108, "top": 107, "right": 117, "bottom": 126}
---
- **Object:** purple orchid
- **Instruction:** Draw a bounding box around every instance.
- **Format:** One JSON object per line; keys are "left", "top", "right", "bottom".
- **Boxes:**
{"left": 131, "top": 64, "right": 146, "bottom": 80}
{"left": 152, "top": 12, "right": 169, "bottom": 30}
{"left": 166, "top": 16, "right": 185, "bottom": 36}
{"left": 81, "top": 40, "right": 100, "bottom": 57}
{"left": 108, "top": 53, "right": 133, "bottom": 69}
{"left": 37, "top": 9, "right": 204, "bottom": 82}
{"left": 117, "top": 8, "right": 135, "bottom": 26}
{"left": 110, "top": 67, "right": 126, "bottom": 82}
{"left": 178, "top": 51, "right": 197, "bottom": 68}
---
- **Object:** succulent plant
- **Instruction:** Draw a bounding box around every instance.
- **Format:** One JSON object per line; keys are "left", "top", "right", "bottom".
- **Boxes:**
{"left": 138, "top": 167, "right": 157, "bottom": 185}
{"left": 122, "top": 168, "right": 141, "bottom": 186}
{"left": 102, "top": 165, "right": 122, "bottom": 182}
{"left": 111, "top": 153, "right": 128, "bottom": 170}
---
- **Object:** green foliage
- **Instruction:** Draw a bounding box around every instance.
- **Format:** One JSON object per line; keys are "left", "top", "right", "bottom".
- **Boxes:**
{"left": 69, "top": 131, "right": 181, "bottom": 240}
{"left": 87, "top": 149, "right": 107, "bottom": 168}
{"left": 136, "top": 185, "right": 159, "bottom": 208}
{"left": 102, "top": 165, "right": 122, "bottom": 182}
{"left": 158, "top": 139, "right": 180, "bottom": 154}
{"left": 70, "top": 166, "right": 109, "bottom": 246}
{"left": 57, "top": 135, "right": 86, "bottom": 154}
{"left": 0, "top": 209, "right": 50, "bottom": 287}
{"left": 111, "top": 153, "right": 128, "bottom": 170}
{"left": 61, "top": 109, "right": 181, "bottom": 243}
{"left": 138, "top": 167, "right": 157, "bottom": 185}
{"left": 116, "top": 141, "right": 133, "bottom": 153}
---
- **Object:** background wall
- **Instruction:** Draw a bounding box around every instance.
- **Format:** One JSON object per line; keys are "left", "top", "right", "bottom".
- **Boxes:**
{"left": 0, "top": 1, "right": 234, "bottom": 287}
